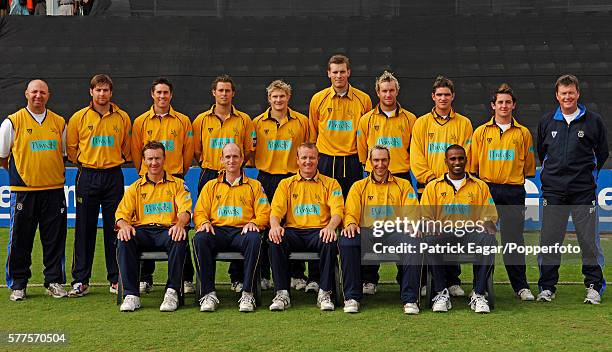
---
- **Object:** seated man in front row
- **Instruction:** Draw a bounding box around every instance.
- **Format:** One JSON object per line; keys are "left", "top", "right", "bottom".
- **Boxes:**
{"left": 115, "top": 141, "right": 192, "bottom": 312}
{"left": 268, "top": 142, "right": 344, "bottom": 311}
{"left": 340, "top": 145, "right": 422, "bottom": 314}
{"left": 421, "top": 144, "right": 498, "bottom": 314}
{"left": 193, "top": 143, "right": 270, "bottom": 313}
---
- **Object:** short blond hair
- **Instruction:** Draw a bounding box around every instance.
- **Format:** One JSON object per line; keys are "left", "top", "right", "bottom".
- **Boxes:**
{"left": 266, "top": 80, "right": 292, "bottom": 96}
{"left": 375, "top": 71, "right": 400, "bottom": 93}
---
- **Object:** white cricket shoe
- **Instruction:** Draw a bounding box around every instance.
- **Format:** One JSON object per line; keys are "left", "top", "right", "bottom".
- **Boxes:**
{"left": 160, "top": 288, "right": 179, "bottom": 312}
{"left": 120, "top": 295, "right": 141, "bottom": 312}
{"left": 269, "top": 290, "right": 291, "bottom": 311}
{"left": 199, "top": 292, "right": 219, "bottom": 312}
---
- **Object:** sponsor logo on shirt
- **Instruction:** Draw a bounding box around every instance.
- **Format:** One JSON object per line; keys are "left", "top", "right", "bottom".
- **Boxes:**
{"left": 30, "top": 139, "right": 58, "bottom": 151}
{"left": 442, "top": 203, "right": 471, "bottom": 215}
{"left": 267, "top": 139, "right": 292, "bottom": 151}
{"left": 293, "top": 204, "right": 321, "bottom": 216}
{"left": 209, "top": 137, "right": 235, "bottom": 149}
{"left": 369, "top": 205, "right": 395, "bottom": 218}
{"left": 91, "top": 135, "right": 115, "bottom": 147}
{"left": 159, "top": 139, "right": 175, "bottom": 152}
{"left": 327, "top": 120, "right": 352, "bottom": 131}
{"left": 217, "top": 206, "right": 243, "bottom": 218}
{"left": 376, "top": 136, "right": 402, "bottom": 148}
{"left": 488, "top": 149, "right": 515, "bottom": 161}
{"left": 427, "top": 142, "right": 451, "bottom": 154}
{"left": 144, "top": 201, "right": 173, "bottom": 215}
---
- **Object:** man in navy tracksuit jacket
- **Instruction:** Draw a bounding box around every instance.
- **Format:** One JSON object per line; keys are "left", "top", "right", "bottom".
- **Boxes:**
{"left": 536, "top": 74, "right": 608, "bottom": 304}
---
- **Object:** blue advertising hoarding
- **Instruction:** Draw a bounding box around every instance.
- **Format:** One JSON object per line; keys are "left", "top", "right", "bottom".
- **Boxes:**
{"left": 0, "top": 168, "right": 611, "bottom": 231}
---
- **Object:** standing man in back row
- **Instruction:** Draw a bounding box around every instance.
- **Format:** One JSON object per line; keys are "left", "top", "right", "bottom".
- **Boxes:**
{"left": 192, "top": 74, "right": 255, "bottom": 291}
{"left": 410, "top": 75, "right": 473, "bottom": 297}
{"left": 66, "top": 74, "right": 132, "bottom": 298}
{"left": 252, "top": 80, "right": 311, "bottom": 290}
{"left": 309, "top": 54, "right": 372, "bottom": 196}
{"left": 536, "top": 74, "right": 608, "bottom": 304}
{"left": 2, "top": 79, "right": 68, "bottom": 301}
{"left": 470, "top": 83, "right": 536, "bottom": 301}
{"left": 356, "top": 71, "right": 417, "bottom": 295}
{"left": 131, "top": 77, "right": 195, "bottom": 295}
{"left": 307, "top": 54, "right": 371, "bottom": 291}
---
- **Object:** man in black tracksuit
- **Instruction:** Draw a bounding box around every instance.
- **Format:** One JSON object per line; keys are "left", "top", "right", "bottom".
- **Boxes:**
{"left": 536, "top": 74, "right": 608, "bottom": 304}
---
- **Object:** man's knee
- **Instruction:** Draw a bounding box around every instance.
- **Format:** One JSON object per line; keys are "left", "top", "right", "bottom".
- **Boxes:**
{"left": 193, "top": 230, "right": 215, "bottom": 247}
{"left": 243, "top": 231, "right": 261, "bottom": 244}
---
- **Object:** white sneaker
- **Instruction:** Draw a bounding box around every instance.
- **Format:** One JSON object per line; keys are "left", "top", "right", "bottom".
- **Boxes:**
{"left": 109, "top": 283, "right": 118, "bottom": 294}
{"left": 470, "top": 293, "right": 490, "bottom": 313}
{"left": 448, "top": 284, "right": 465, "bottom": 297}
{"left": 183, "top": 281, "right": 195, "bottom": 294}
{"left": 139, "top": 281, "right": 152, "bottom": 294}
{"left": 67, "top": 282, "right": 89, "bottom": 298}
{"left": 231, "top": 282, "right": 243, "bottom": 293}
{"left": 238, "top": 292, "right": 256, "bottom": 312}
{"left": 292, "top": 278, "right": 307, "bottom": 291}
{"left": 343, "top": 299, "right": 360, "bottom": 313}
{"left": 46, "top": 283, "right": 68, "bottom": 298}
{"left": 420, "top": 286, "right": 427, "bottom": 297}
{"left": 269, "top": 290, "right": 291, "bottom": 311}
{"left": 9, "top": 288, "right": 26, "bottom": 301}
{"left": 120, "top": 295, "right": 141, "bottom": 312}
{"left": 199, "top": 292, "right": 219, "bottom": 312}
{"left": 317, "top": 290, "right": 335, "bottom": 311}
{"left": 517, "top": 288, "right": 535, "bottom": 301}
{"left": 537, "top": 290, "right": 556, "bottom": 302}
{"left": 160, "top": 288, "right": 179, "bottom": 312}
{"left": 362, "top": 283, "right": 377, "bottom": 295}
{"left": 432, "top": 288, "right": 452, "bottom": 312}
{"left": 404, "top": 302, "right": 420, "bottom": 315}
{"left": 584, "top": 284, "right": 601, "bottom": 305}
{"left": 261, "top": 278, "right": 272, "bottom": 291}
{"left": 305, "top": 281, "right": 319, "bottom": 293}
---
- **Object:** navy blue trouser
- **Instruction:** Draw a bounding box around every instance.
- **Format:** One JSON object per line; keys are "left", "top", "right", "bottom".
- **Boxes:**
{"left": 258, "top": 171, "right": 315, "bottom": 282}
{"left": 72, "top": 166, "right": 122, "bottom": 285}
{"left": 339, "top": 230, "right": 423, "bottom": 304}
{"left": 193, "top": 226, "right": 262, "bottom": 296}
{"left": 488, "top": 182, "right": 530, "bottom": 292}
{"left": 361, "top": 171, "right": 413, "bottom": 286}
{"left": 268, "top": 228, "right": 337, "bottom": 292}
{"left": 426, "top": 231, "right": 497, "bottom": 295}
{"left": 198, "top": 169, "right": 247, "bottom": 284}
{"left": 116, "top": 226, "right": 187, "bottom": 297}
{"left": 6, "top": 189, "right": 67, "bottom": 290}
{"left": 538, "top": 191, "right": 604, "bottom": 293}
{"left": 141, "top": 173, "right": 194, "bottom": 285}
{"left": 318, "top": 153, "right": 363, "bottom": 198}
{"left": 416, "top": 185, "right": 461, "bottom": 288}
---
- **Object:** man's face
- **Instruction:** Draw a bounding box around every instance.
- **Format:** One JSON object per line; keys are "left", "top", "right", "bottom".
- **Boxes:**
{"left": 376, "top": 81, "right": 398, "bottom": 109}
{"left": 90, "top": 83, "right": 112, "bottom": 106}
{"left": 143, "top": 148, "right": 165, "bottom": 178}
{"left": 221, "top": 144, "right": 243, "bottom": 174}
{"left": 151, "top": 83, "right": 172, "bottom": 111}
{"left": 212, "top": 82, "right": 235, "bottom": 107}
{"left": 432, "top": 87, "right": 454, "bottom": 112}
{"left": 445, "top": 148, "right": 467, "bottom": 177}
{"left": 491, "top": 93, "right": 515, "bottom": 120}
{"left": 25, "top": 80, "right": 49, "bottom": 112}
{"left": 327, "top": 63, "right": 350, "bottom": 91}
{"left": 297, "top": 147, "right": 319, "bottom": 175}
{"left": 268, "top": 89, "right": 289, "bottom": 113}
{"left": 370, "top": 149, "right": 390, "bottom": 178}
{"left": 555, "top": 84, "right": 580, "bottom": 112}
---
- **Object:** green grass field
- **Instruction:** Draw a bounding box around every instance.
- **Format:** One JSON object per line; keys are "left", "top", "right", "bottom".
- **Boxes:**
{"left": 0, "top": 229, "right": 610, "bottom": 351}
